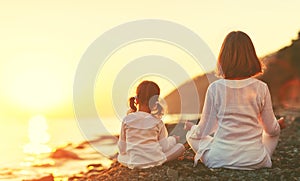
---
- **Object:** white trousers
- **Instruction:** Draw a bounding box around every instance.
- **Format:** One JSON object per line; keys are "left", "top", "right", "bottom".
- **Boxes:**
{"left": 186, "top": 130, "right": 279, "bottom": 169}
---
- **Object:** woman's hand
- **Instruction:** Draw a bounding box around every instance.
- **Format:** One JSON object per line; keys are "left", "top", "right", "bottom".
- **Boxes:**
{"left": 184, "top": 120, "right": 195, "bottom": 131}
{"left": 278, "top": 117, "right": 286, "bottom": 129}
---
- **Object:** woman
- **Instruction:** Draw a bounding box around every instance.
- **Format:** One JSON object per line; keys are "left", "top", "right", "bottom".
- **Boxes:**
{"left": 185, "top": 31, "right": 285, "bottom": 170}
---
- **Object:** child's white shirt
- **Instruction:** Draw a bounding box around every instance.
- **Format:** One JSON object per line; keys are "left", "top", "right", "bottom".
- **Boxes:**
{"left": 117, "top": 111, "right": 176, "bottom": 169}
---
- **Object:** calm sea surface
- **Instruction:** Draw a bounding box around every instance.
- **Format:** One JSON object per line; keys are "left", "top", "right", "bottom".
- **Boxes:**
{"left": 0, "top": 117, "right": 120, "bottom": 180}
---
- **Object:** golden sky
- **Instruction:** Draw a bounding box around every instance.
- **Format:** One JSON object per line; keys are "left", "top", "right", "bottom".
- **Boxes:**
{"left": 0, "top": 0, "right": 299, "bottom": 120}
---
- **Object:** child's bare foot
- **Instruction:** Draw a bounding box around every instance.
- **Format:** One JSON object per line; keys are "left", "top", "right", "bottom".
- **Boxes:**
{"left": 278, "top": 117, "right": 286, "bottom": 129}
{"left": 172, "top": 135, "right": 180, "bottom": 142}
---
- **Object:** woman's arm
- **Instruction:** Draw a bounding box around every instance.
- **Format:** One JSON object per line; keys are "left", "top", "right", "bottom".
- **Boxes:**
{"left": 259, "top": 86, "right": 281, "bottom": 136}
{"left": 189, "top": 85, "right": 218, "bottom": 139}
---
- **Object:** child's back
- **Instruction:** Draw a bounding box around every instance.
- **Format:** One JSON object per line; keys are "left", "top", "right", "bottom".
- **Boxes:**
{"left": 118, "top": 112, "right": 169, "bottom": 168}
{"left": 117, "top": 81, "right": 185, "bottom": 169}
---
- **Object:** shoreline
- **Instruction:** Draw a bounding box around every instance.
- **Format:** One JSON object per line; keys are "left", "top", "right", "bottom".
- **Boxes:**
{"left": 20, "top": 112, "right": 300, "bottom": 181}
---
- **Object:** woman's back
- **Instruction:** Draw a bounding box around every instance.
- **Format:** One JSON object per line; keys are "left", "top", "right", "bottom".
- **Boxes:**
{"left": 207, "top": 78, "right": 270, "bottom": 168}
{"left": 213, "top": 78, "right": 266, "bottom": 143}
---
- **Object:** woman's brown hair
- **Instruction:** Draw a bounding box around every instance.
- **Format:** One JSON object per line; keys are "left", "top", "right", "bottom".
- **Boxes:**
{"left": 216, "top": 31, "right": 263, "bottom": 79}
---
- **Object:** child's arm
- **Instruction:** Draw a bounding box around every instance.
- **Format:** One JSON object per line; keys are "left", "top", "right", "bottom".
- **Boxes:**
{"left": 118, "top": 122, "right": 127, "bottom": 155}
{"left": 158, "top": 122, "right": 177, "bottom": 152}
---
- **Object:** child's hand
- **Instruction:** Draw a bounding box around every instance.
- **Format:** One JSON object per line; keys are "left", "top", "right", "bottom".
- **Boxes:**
{"left": 278, "top": 117, "right": 286, "bottom": 129}
{"left": 184, "top": 120, "right": 195, "bottom": 131}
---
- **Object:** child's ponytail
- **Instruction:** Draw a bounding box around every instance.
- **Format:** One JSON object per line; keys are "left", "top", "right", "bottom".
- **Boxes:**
{"left": 128, "top": 96, "right": 137, "bottom": 114}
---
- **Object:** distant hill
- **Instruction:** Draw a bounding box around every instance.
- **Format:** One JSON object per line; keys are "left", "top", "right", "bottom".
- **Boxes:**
{"left": 165, "top": 31, "right": 300, "bottom": 115}
{"left": 259, "top": 32, "right": 300, "bottom": 110}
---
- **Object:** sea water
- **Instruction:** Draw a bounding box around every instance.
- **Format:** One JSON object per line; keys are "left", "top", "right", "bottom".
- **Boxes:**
{"left": 0, "top": 117, "right": 119, "bottom": 180}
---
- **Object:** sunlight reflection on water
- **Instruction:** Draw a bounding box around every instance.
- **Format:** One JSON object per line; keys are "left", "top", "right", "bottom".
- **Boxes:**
{"left": 23, "top": 115, "right": 51, "bottom": 155}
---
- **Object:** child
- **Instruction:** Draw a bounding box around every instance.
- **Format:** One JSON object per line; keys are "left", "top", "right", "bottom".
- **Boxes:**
{"left": 185, "top": 31, "right": 285, "bottom": 170}
{"left": 117, "top": 80, "right": 185, "bottom": 169}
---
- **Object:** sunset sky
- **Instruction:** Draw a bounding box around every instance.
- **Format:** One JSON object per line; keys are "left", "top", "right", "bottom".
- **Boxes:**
{"left": 0, "top": 0, "right": 299, "bottom": 120}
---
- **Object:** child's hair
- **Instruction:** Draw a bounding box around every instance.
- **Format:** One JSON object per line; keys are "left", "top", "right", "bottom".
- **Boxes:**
{"left": 128, "top": 80, "right": 164, "bottom": 118}
{"left": 216, "top": 31, "right": 263, "bottom": 79}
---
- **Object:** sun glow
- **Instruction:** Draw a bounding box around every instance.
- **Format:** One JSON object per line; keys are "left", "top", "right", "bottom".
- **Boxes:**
{"left": 23, "top": 115, "right": 51, "bottom": 155}
{"left": 10, "top": 70, "right": 64, "bottom": 111}
{"left": 1, "top": 52, "right": 70, "bottom": 112}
